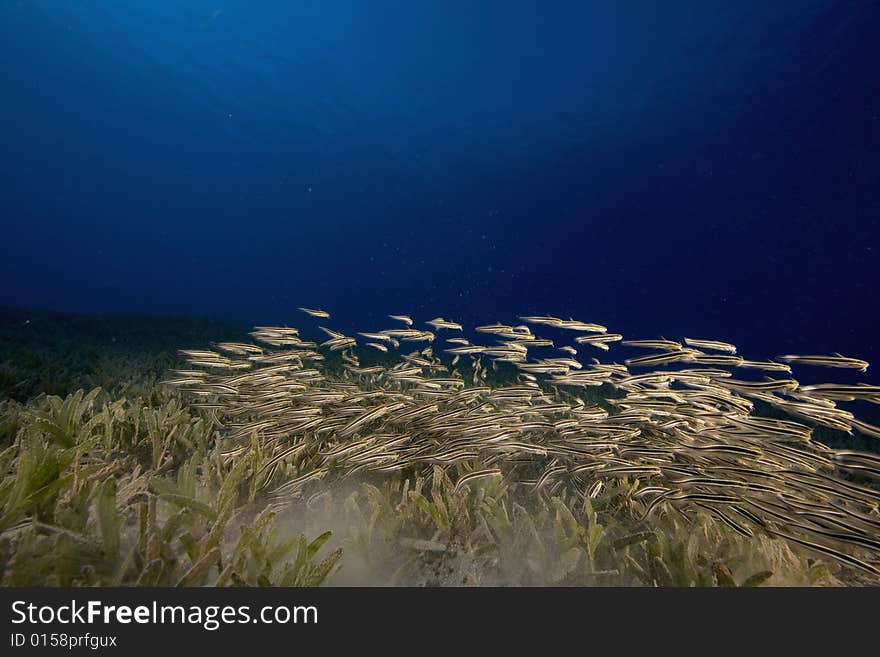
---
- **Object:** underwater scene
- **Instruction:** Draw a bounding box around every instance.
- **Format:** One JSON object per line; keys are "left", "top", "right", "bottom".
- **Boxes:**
{"left": 1, "top": 2, "right": 879, "bottom": 587}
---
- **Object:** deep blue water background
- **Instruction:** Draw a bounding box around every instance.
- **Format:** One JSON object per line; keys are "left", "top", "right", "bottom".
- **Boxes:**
{"left": 1, "top": 1, "right": 878, "bottom": 368}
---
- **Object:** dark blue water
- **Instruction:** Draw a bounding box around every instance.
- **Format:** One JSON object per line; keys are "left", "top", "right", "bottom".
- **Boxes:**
{"left": 2, "top": 1, "right": 878, "bottom": 367}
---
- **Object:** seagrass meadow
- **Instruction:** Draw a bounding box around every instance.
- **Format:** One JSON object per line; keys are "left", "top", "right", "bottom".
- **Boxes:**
{"left": 1, "top": 307, "right": 879, "bottom": 587}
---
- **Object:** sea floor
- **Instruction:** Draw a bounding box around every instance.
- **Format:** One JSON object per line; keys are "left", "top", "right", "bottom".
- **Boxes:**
{"left": 0, "top": 307, "right": 877, "bottom": 587}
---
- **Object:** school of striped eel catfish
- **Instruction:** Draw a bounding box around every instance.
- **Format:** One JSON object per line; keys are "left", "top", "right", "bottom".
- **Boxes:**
{"left": 164, "top": 308, "right": 880, "bottom": 576}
